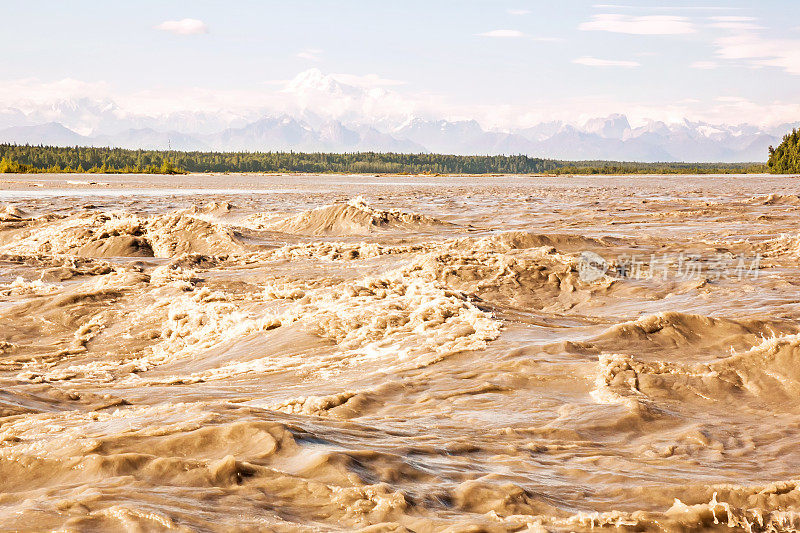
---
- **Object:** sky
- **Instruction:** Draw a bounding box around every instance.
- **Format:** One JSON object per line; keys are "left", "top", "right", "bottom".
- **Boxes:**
{"left": 2, "top": 0, "right": 800, "bottom": 129}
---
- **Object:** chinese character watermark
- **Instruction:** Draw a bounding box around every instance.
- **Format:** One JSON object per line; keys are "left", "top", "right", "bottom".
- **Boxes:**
{"left": 577, "top": 251, "right": 761, "bottom": 282}
{"left": 578, "top": 251, "right": 609, "bottom": 282}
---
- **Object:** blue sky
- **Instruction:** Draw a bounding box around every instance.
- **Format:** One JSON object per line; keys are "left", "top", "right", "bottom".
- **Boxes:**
{"left": 2, "top": 0, "right": 800, "bottom": 127}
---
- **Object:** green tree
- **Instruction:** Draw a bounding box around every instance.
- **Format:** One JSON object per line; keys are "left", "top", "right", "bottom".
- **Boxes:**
{"left": 768, "top": 129, "right": 800, "bottom": 174}
{"left": 0, "top": 142, "right": 767, "bottom": 175}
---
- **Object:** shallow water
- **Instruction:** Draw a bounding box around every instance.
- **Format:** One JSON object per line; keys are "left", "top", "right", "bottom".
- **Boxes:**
{"left": 0, "top": 173, "right": 799, "bottom": 531}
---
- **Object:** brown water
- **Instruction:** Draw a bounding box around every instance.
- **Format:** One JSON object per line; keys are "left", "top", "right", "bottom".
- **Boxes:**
{"left": 0, "top": 173, "right": 799, "bottom": 532}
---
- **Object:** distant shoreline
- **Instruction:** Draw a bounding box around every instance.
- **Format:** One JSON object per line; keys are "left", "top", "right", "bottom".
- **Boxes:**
{"left": 0, "top": 169, "right": 773, "bottom": 177}
{"left": 0, "top": 169, "right": 774, "bottom": 177}
{"left": 1, "top": 171, "right": 782, "bottom": 182}
{"left": 0, "top": 143, "right": 769, "bottom": 176}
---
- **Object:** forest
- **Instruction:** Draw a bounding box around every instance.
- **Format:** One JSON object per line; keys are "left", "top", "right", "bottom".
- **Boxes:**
{"left": 768, "top": 129, "right": 800, "bottom": 173}
{"left": 0, "top": 143, "right": 768, "bottom": 175}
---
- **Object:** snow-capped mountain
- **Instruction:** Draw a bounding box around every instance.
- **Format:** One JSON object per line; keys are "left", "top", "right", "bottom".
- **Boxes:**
{"left": 92, "top": 128, "right": 210, "bottom": 151}
{"left": 583, "top": 114, "right": 631, "bottom": 140}
{"left": 22, "top": 98, "right": 124, "bottom": 136}
{"left": 0, "top": 122, "right": 89, "bottom": 146}
{"left": 0, "top": 70, "right": 794, "bottom": 162}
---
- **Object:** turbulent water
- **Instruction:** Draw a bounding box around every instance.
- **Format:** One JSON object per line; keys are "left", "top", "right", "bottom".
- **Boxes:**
{"left": 1, "top": 173, "right": 799, "bottom": 532}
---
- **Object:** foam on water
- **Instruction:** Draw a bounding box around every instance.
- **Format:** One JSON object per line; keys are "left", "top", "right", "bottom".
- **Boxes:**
{"left": 1, "top": 175, "right": 799, "bottom": 531}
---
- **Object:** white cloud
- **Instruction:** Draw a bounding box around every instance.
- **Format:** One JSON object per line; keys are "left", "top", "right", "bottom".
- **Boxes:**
{"left": 711, "top": 16, "right": 757, "bottom": 22}
{"left": 580, "top": 14, "right": 695, "bottom": 35}
{"left": 155, "top": 18, "right": 209, "bottom": 35}
{"left": 0, "top": 78, "right": 113, "bottom": 108}
{"left": 716, "top": 96, "right": 748, "bottom": 103}
{"left": 476, "top": 30, "right": 562, "bottom": 42}
{"left": 573, "top": 56, "right": 641, "bottom": 68}
{"left": 477, "top": 29, "right": 526, "bottom": 38}
{"left": 329, "top": 73, "right": 406, "bottom": 88}
{"left": 691, "top": 61, "right": 719, "bottom": 69}
{"left": 709, "top": 16, "right": 763, "bottom": 31}
{"left": 714, "top": 32, "right": 800, "bottom": 75}
{"left": 507, "top": 9, "right": 531, "bottom": 16}
{"left": 2, "top": 73, "right": 800, "bottom": 132}
{"left": 592, "top": 4, "right": 740, "bottom": 12}
{"left": 296, "top": 48, "right": 323, "bottom": 61}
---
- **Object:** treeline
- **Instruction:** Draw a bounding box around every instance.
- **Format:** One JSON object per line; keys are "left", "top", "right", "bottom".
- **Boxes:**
{"left": 0, "top": 145, "right": 184, "bottom": 174}
{"left": 554, "top": 161, "right": 766, "bottom": 175}
{"left": 768, "top": 129, "right": 800, "bottom": 174}
{"left": 0, "top": 143, "right": 765, "bottom": 175}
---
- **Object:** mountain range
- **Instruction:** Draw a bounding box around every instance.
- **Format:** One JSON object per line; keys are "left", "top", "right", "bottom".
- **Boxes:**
{"left": 0, "top": 70, "right": 795, "bottom": 162}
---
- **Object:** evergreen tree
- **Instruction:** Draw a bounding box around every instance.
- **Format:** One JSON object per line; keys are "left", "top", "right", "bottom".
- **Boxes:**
{"left": 0, "top": 142, "right": 767, "bottom": 175}
{"left": 768, "top": 129, "right": 800, "bottom": 174}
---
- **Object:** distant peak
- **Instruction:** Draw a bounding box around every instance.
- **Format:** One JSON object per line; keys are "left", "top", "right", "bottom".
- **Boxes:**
{"left": 285, "top": 68, "right": 346, "bottom": 95}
